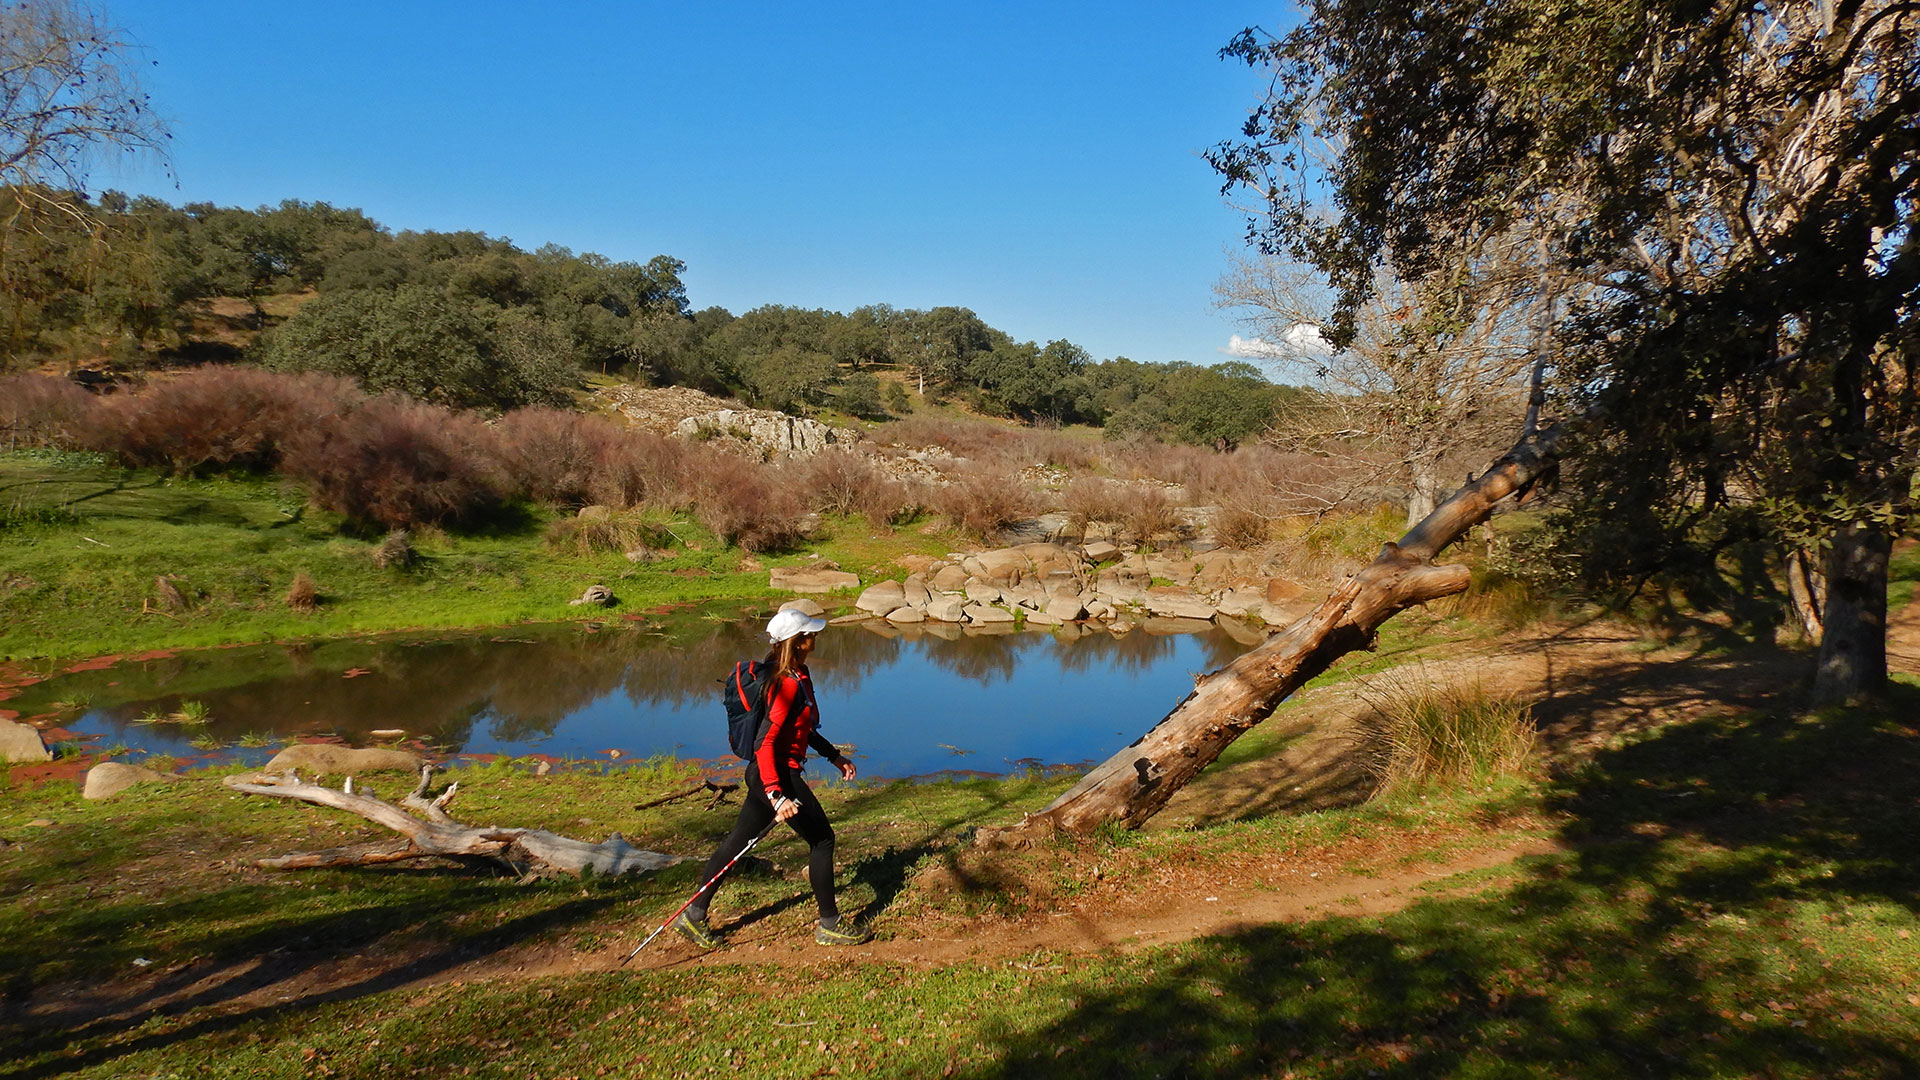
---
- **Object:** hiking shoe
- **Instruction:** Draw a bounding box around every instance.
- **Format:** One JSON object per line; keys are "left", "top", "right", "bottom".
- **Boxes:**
{"left": 815, "top": 921, "right": 872, "bottom": 946}
{"left": 672, "top": 912, "right": 719, "bottom": 949}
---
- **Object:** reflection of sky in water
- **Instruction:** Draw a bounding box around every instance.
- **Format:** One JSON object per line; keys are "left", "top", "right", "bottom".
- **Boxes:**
{"left": 23, "top": 620, "right": 1247, "bottom": 780}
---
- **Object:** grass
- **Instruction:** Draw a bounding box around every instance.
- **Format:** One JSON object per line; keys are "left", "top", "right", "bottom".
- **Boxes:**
{"left": 1353, "top": 669, "right": 1538, "bottom": 794}
{"left": 0, "top": 689, "right": 1913, "bottom": 1077}
{"left": 0, "top": 451, "right": 956, "bottom": 661}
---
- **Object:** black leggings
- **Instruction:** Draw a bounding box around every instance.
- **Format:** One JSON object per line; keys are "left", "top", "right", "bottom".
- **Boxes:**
{"left": 688, "top": 766, "right": 837, "bottom": 923}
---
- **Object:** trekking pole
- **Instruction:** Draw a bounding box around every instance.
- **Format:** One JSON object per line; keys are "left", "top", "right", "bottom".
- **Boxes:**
{"left": 621, "top": 821, "right": 777, "bottom": 965}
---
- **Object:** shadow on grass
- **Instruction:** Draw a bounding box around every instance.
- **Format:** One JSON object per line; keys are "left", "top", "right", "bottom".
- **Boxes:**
{"left": 0, "top": 873, "right": 633, "bottom": 1080}
{"left": 949, "top": 690, "right": 1920, "bottom": 1078}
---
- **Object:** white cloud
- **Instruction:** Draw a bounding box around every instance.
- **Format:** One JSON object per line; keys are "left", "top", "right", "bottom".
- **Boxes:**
{"left": 1222, "top": 324, "right": 1333, "bottom": 361}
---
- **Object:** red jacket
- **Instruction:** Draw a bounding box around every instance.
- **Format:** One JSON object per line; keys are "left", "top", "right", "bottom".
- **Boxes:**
{"left": 755, "top": 665, "right": 840, "bottom": 800}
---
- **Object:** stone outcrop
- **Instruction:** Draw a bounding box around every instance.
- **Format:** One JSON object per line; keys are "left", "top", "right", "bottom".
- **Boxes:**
{"left": 0, "top": 719, "right": 51, "bottom": 763}
{"left": 263, "top": 744, "right": 425, "bottom": 776}
{"left": 809, "top": 538, "right": 1322, "bottom": 638}
{"left": 674, "top": 409, "right": 858, "bottom": 459}
{"left": 770, "top": 567, "right": 861, "bottom": 593}
{"left": 83, "top": 761, "right": 182, "bottom": 800}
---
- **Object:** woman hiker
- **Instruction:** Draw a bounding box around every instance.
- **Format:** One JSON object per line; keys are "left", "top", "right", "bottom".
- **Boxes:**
{"left": 674, "top": 608, "right": 872, "bottom": 947}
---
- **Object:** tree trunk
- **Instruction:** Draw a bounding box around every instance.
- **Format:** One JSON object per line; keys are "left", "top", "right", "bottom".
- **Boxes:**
{"left": 1785, "top": 546, "right": 1826, "bottom": 641}
{"left": 975, "top": 423, "right": 1561, "bottom": 846}
{"left": 1405, "top": 460, "right": 1441, "bottom": 529}
{"left": 1811, "top": 522, "right": 1890, "bottom": 705}
{"left": 224, "top": 767, "right": 687, "bottom": 877}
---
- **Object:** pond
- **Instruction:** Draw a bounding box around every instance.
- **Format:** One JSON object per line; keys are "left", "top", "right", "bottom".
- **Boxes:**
{"left": 6, "top": 610, "right": 1265, "bottom": 783}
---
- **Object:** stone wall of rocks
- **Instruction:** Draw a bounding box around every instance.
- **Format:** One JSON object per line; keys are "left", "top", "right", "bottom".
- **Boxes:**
{"left": 772, "top": 542, "right": 1314, "bottom": 637}
{"left": 673, "top": 409, "right": 860, "bottom": 460}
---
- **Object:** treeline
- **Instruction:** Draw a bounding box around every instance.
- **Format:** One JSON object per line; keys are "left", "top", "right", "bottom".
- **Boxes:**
{"left": 1, "top": 189, "right": 1299, "bottom": 447}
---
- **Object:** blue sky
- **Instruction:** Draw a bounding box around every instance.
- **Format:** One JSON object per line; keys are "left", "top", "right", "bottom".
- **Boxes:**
{"left": 98, "top": 2, "right": 1293, "bottom": 366}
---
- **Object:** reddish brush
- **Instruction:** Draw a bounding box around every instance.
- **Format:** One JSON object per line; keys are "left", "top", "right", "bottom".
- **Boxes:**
{"left": 684, "top": 451, "right": 805, "bottom": 552}
{"left": 0, "top": 374, "right": 97, "bottom": 451}
{"left": 279, "top": 396, "right": 504, "bottom": 529}
{"left": 97, "top": 367, "right": 361, "bottom": 473}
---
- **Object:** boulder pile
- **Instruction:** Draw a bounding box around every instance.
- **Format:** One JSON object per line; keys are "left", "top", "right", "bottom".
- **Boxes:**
{"left": 775, "top": 542, "right": 1314, "bottom": 636}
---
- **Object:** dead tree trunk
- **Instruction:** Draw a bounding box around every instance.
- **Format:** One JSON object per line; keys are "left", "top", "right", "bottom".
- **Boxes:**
{"left": 224, "top": 767, "right": 686, "bottom": 877}
{"left": 976, "top": 421, "right": 1563, "bottom": 847}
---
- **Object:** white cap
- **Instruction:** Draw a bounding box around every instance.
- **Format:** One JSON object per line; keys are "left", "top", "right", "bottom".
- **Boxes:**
{"left": 766, "top": 608, "right": 827, "bottom": 643}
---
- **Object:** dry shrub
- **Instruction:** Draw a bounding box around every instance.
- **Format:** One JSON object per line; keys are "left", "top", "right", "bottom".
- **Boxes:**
{"left": 285, "top": 571, "right": 319, "bottom": 612}
{"left": 152, "top": 575, "right": 188, "bottom": 611}
{"left": 1061, "top": 476, "right": 1126, "bottom": 537}
{"left": 1120, "top": 484, "right": 1182, "bottom": 547}
{"left": 492, "top": 406, "right": 618, "bottom": 506}
{"left": 683, "top": 450, "right": 805, "bottom": 552}
{"left": 587, "top": 429, "right": 691, "bottom": 510}
{"left": 371, "top": 530, "right": 416, "bottom": 569}
{"left": 1213, "top": 506, "right": 1272, "bottom": 550}
{"left": 279, "top": 396, "right": 504, "bottom": 529}
{"left": 931, "top": 468, "right": 1041, "bottom": 540}
{"left": 543, "top": 508, "right": 674, "bottom": 557}
{"left": 99, "top": 367, "right": 361, "bottom": 473}
{"left": 0, "top": 374, "right": 96, "bottom": 450}
{"left": 792, "top": 450, "right": 919, "bottom": 530}
{"left": 1353, "top": 669, "right": 1537, "bottom": 795}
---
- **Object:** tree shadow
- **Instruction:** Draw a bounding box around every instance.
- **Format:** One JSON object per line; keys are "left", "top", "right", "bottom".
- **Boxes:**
{"left": 944, "top": 690, "right": 1920, "bottom": 1078}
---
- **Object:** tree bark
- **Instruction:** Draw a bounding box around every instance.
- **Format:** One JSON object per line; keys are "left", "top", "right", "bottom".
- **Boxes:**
{"left": 224, "top": 767, "right": 687, "bottom": 877}
{"left": 975, "top": 422, "right": 1562, "bottom": 846}
{"left": 1785, "top": 546, "right": 1826, "bottom": 641}
{"left": 1811, "top": 522, "right": 1890, "bottom": 705}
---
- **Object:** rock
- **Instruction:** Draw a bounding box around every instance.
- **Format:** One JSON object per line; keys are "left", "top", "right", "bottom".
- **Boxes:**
{"left": 0, "top": 719, "right": 51, "bottom": 763}
{"left": 1081, "top": 540, "right": 1120, "bottom": 563}
{"left": 577, "top": 505, "right": 613, "bottom": 521}
{"left": 1266, "top": 577, "right": 1306, "bottom": 603}
{"left": 1002, "top": 584, "right": 1046, "bottom": 610}
{"left": 885, "top": 606, "right": 926, "bottom": 624}
{"left": 894, "top": 554, "right": 943, "bottom": 575}
{"left": 901, "top": 574, "right": 933, "bottom": 608}
{"left": 929, "top": 565, "right": 970, "bottom": 592}
{"left": 972, "top": 548, "right": 1031, "bottom": 585}
{"left": 855, "top": 580, "right": 907, "bottom": 616}
{"left": 672, "top": 408, "right": 858, "bottom": 459}
{"left": 778, "top": 598, "right": 827, "bottom": 617}
{"left": 1143, "top": 616, "right": 1216, "bottom": 635}
{"left": 962, "top": 620, "right": 1017, "bottom": 636}
{"left": 1145, "top": 553, "right": 1197, "bottom": 584}
{"left": 1192, "top": 550, "right": 1261, "bottom": 590}
{"left": 1018, "top": 543, "right": 1083, "bottom": 579}
{"left": 1215, "top": 586, "right": 1269, "bottom": 618}
{"left": 83, "top": 762, "right": 181, "bottom": 800}
{"left": 1144, "top": 587, "right": 1217, "bottom": 621}
{"left": 1214, "top": 614, "right": 1266, "bottom": 646}
{"left": 1044, "top": 595, "right": 1088, "bottom": 622}
{"left": 924, "top": 595, "right": 967, "bottom": 622}
{"left": 1259, "top": 602, "right": 1303, "bottom": 626}
{"left": 568, "top": 584, "right": 616, "bottom": 607}
{"left": 263, "top": 744, "right": 425, "bottom": 776}
{"left": 829, "top": 613, "right": 872, "bottom": 625}
{"left": 1085, "top": 599, "right": 1114, "bottom": 620}
{"left": 770, "top": 567, "right": 861, "bottom": 593}
{"left": 962, "top": 603, "right": 1017, "bottom": 624}
{"left": 1095, "top": 581, "right": 1147, "bottom": 606}
{"left": 963, "top": 580, "right": 1003, "bottom": 605}
{"left": 1024, "top": 609, "right": 1064, "bottom": 626}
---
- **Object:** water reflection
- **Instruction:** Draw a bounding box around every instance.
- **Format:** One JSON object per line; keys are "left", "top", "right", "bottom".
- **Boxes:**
{"left": 12, "top": 610, "right": 1261, "bottom": 781}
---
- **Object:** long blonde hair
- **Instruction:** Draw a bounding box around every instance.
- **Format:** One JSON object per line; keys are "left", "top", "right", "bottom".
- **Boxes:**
{"left": 761, "top": 632, "right": 812, "bottom": 684}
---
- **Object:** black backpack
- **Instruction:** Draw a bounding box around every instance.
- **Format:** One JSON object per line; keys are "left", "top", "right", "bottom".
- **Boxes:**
{"left": 720, "top": 660, "right": 772, "bottom": 760}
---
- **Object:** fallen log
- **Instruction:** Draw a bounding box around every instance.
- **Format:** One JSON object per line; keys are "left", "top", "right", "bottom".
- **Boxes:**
{"left": 976, "top": 417, "right": 1563, "bottom": 846}
{"left": 224, "top": 765, "right": 687, "bottom": 877}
